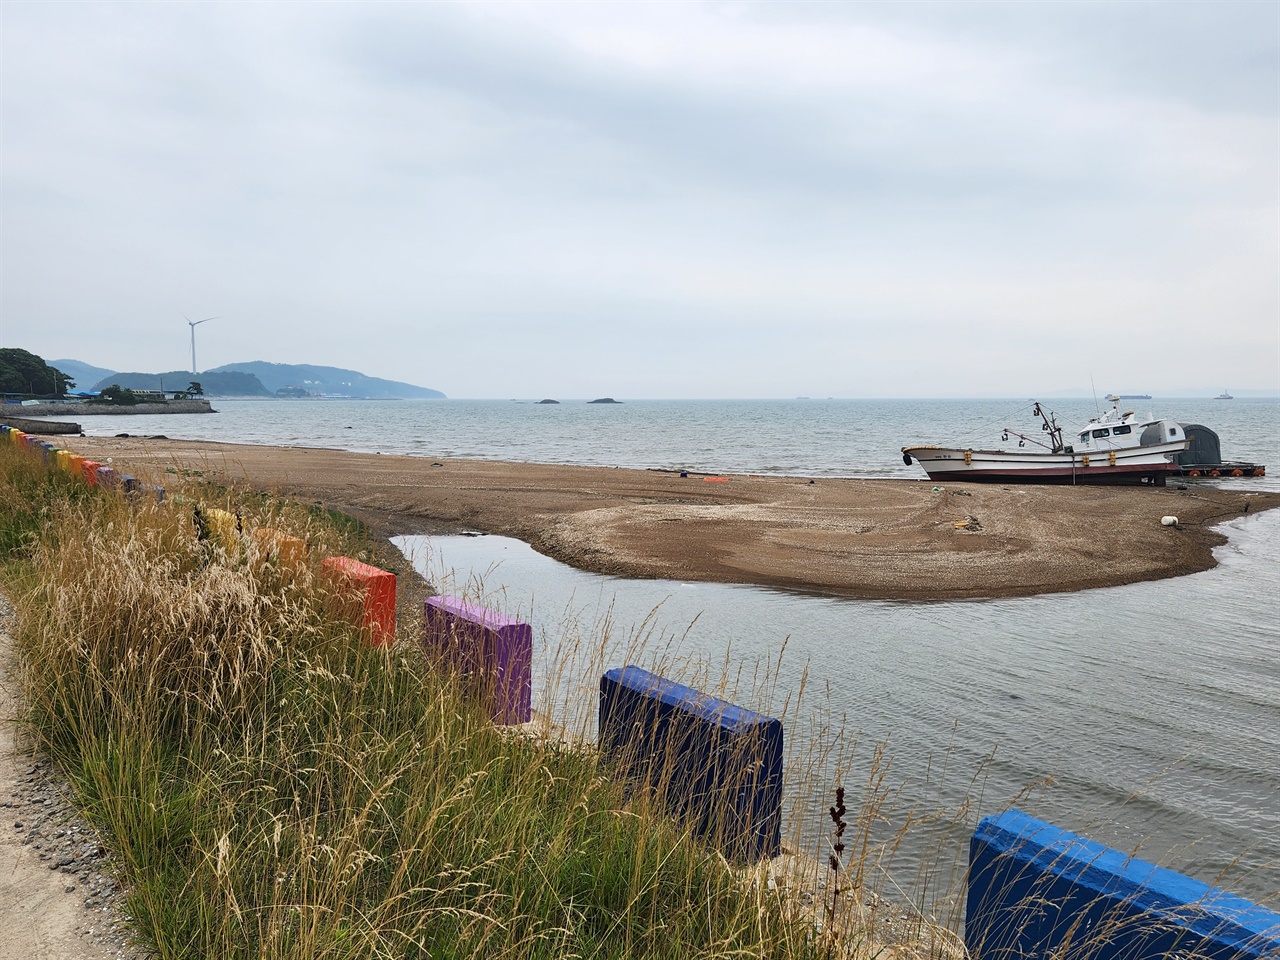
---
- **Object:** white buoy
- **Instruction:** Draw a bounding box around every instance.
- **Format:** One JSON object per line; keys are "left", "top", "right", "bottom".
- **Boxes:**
{"left": 1161, "top": 516, "right": 1179, "bottom": 527}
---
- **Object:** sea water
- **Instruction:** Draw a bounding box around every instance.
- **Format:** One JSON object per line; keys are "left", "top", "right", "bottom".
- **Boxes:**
{"left": 45, "top": 395, "right": 1280, "bottom": 479}
{"left": 57, "top": 396, "right": 1280, "bottom": 905}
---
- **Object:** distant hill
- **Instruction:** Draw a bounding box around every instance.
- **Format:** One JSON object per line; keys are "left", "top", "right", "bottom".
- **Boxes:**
{"left": 50, "top": 359, "right": 117, "bottom": 391}
{"left": 208, "top": 361, "right": 445, "bottom": 399}
{"left": 91, "top": 370, "right": 272, "bottom": 397}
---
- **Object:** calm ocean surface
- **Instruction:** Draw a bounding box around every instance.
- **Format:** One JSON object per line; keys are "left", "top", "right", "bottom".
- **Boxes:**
{"left": 63, "top": 397, "right": 1280, "bottom": 906}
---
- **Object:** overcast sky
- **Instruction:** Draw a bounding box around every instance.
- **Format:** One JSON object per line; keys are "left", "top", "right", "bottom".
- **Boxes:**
{"left": 2, "top": 1, "right": 1276, "bottom": 398}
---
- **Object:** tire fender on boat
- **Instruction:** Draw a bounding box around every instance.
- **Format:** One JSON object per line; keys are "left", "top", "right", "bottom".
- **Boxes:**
{"left": 902, "top": 452, "right": 913, "bottom": 466}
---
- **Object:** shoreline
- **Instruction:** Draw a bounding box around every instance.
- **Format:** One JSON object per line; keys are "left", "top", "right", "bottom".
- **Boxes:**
{"left": 59, "top": 435, "right": 1280, "bottom": 600}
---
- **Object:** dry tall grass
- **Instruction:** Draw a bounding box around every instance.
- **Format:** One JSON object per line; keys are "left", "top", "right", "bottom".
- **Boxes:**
{"left": 4, "top": 447, "right": 850, "bottom": 959}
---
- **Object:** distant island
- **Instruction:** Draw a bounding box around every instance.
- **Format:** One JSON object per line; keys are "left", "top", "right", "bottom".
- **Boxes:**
{"left": 49, "top": 359, "right": 446, "bottom": 400}
{"left": 589, "top": 397, "right": 622, "bottom": 404}
{"left": 537, "top": 399, "right": 560, "bottom": 405}
{"left": 206, "top": 362, "right": 445, "bottom": 399}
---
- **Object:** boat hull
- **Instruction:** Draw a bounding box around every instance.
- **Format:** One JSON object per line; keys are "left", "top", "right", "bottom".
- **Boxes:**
{"left": 901, "top": 441, "right": 1189, "bottom": 486}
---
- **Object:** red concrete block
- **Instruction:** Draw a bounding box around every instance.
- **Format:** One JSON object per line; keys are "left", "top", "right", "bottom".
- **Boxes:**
{"left": 80, "top": 459, "right": 102, "bottom": 486}
{"left": 322, "top": 556, "right": 396, "bottom": 647}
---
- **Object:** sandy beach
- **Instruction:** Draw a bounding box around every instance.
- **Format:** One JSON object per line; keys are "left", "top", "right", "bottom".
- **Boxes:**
{"left": 57, "top": 436, "right": 1280, "bottom": 600}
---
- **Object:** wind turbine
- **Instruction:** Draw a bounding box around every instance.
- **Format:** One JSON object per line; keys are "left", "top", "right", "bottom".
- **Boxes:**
{"left": 185, "top": 315, "right": 219, "bottom": 374}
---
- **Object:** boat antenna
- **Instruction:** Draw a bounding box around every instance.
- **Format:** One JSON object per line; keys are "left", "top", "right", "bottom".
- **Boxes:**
{"left": 1089, "top": 373, "right": 1101, "bottom": 415}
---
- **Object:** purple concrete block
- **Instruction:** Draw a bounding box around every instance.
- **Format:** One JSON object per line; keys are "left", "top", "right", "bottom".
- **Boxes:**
{"left": 95, "top": 466, "right": 117, "bottom": 488}
{"left": 423, "top": 596, "right": 532, "bottom": 725}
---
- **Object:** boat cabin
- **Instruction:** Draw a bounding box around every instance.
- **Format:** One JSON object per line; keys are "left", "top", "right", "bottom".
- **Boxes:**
{"left": 1072, "top": 407, "right": 1183, "bottom": 453}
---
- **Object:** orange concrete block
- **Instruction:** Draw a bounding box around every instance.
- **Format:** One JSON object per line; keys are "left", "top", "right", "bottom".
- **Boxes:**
{"left": 252, "top": 528, "right": 307, "bottom": 567}
{"left": 322, "top": 556, "right": 396, "bottom": 647}
{"left": 67, "top": 454, "right": 85, "bottom": 477}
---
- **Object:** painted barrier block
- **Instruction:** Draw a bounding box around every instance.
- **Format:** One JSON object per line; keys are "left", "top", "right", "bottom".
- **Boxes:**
{"left": 598, "top": 665, "right": 783, "bottom": 862}
{"left": 252, "top": 528, "right": 307, "bottom": 567}
{"left": 967, "top": 809, "right": 1280, "bottom": 960}
{"left": 80, "top": 459, "right": 102, "bottom": 486}
{"left": 95, "top": 466, "right": 116, "bottom": 488}
{"left": 54, "top": 450, "right": 71, "bottom": 473}
{"left": 67, "top": 453, "right": 84, "bottom": 476}
{"left": 8, "top": 430, "right": 26, "bottom": 446}
{"left": 423, "top": 596, "right": 532, "bottom": 725}
{"left": 118, "top": 474, "right": 138, "bottom": 493}
{"left": 323, "top": 556, "right": 396, "bottom": 647}
{"left": 195, "top": 507, "right": 241, "bottom": 551}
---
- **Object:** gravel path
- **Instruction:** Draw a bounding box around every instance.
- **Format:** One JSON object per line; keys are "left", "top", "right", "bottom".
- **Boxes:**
{"left": 0, "top": 595, "right": 149, "bottom": 960}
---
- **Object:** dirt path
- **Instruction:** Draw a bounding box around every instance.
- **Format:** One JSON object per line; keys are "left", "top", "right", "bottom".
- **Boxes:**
{"left": 0, "top": 597, "right": 144, "bottom": 960}
{"left": 63, "top": 436, "right": 1280, "bottom": 600}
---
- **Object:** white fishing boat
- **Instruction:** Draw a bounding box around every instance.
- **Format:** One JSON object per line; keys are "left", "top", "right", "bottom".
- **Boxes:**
{"left": 901, "top": 402, "right": 1190, "bottom": 486}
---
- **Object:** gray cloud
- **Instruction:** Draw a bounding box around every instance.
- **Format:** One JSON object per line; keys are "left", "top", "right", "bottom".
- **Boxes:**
{"left": 2, "top": 0, "right": 1275, "bottom": 397}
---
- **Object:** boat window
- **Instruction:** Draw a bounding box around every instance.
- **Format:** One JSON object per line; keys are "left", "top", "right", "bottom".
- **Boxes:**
{"left": 1079, "top": 432, "right": 1089, "bottom": 443}
{"left": 1092, "top": 428, "right": 1111, "bottom": 439}
{"left": 1112, "top": 425, "right": 1132, "bottom": 436}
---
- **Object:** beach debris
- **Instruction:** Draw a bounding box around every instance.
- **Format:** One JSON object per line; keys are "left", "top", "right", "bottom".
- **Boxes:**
{"left": 953, "top": 516, "right": 982, "bottom": 531}
{"left": 1161, "top": 515, "right": 1179, "bottom": 527}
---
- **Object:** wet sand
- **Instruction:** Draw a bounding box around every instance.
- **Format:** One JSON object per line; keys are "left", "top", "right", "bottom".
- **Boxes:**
{"left": 64, "top": 436, "right": 1280, "bottom": 600}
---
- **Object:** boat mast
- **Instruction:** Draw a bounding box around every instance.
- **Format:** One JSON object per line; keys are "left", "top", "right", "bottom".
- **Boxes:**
{"left": 1032, "top": 402, "right": 1065, "bottom": 453}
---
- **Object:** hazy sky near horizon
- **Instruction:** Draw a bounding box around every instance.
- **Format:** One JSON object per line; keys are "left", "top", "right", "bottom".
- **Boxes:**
{"left": 3, "top": 1, "right": 1276, "bottom": 399}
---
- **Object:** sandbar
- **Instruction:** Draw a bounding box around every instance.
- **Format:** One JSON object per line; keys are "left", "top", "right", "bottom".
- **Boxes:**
{"left": 63, "top": 436, "right": 1280, "bottom": 600}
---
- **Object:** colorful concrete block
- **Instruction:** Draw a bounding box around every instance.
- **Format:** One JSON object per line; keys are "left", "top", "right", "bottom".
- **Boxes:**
{"left": 967, "top": 809, "right": 1280, "bottom": 960}
{"left": 252, "top": 528, "right": 308, "bottom": 568}
{"left": 598, "top": 665, "right": 783, "bottom": 862}
{"left": 423, "top": 596, "right": 533, "bottom": 725}
{"left": 322, "top": 556, "right": 396, "bottom": 647}
{"left": 196, "top": 507, "right": 241, "bottom": 551}
{"left": 95, "top": 466, "right": 116, "bottom": 488}
{"left": 79, "top": 459, "right": 102, "bottom": 486}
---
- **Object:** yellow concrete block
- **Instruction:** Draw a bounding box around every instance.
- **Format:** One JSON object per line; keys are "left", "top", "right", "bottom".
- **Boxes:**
{"left": 200, "top": 507, "right": 241, "bottom": 551}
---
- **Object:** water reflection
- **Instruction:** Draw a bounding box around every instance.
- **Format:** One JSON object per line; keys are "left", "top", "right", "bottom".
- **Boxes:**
{"left": 394, "top": 508, "right": 1280, "bottom": 907}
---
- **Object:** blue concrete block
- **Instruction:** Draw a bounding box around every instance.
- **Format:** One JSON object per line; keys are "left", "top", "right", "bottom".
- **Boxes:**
{"left": 599, "top": 665, "right": 782, "bottom": 862}
{"left": 967, "top": 809, "right": 1280, "bottom": 959}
